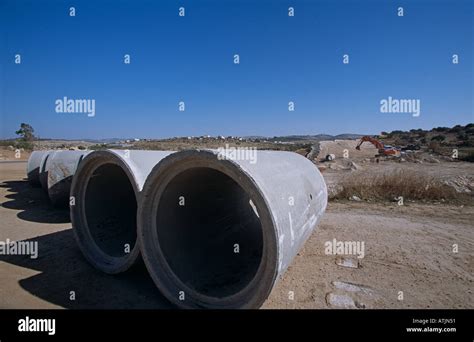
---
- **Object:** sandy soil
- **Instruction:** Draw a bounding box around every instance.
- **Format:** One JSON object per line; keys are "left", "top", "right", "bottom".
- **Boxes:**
{"left": 0, "top": 158, "right": 473, "bottom": 309}
{"left": 263, "top": 201, "right": 473, "bottom": 309}
{"left": 0, "top": 148, "right": 30, "bottom": 161}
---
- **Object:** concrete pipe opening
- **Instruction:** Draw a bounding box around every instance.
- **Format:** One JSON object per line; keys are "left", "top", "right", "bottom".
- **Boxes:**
{"left": 157, "top": 168, "right": 263, "bottom": 297}
{"left": 85, "top": 164, "right": 137, "bottom": 257}
{"left": 139, "top": 151, "right": 279, "bottom": 309}
{"left": 71, "top": 152, "right": 140, "bottom": 274}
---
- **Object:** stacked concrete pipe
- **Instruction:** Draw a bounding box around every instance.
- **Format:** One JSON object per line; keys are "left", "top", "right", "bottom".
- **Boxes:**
{"left": 47, "top": 150, "right": 91, "bottom": 207}
{"left": 27, "top": 150, "right": 51, "bottom": 187}
{"left": 69, "top": 150, "right": 174, "bottom": 274}
{"left": 28, "top": 150, "right": 89, "bottom": 203}
{"left": 39, "top": 150, "right": 56, "bottom": 191}
{"left": 138, "top": 149, "right": 327, "bottom": 309}
{"left": 27, "top": 148, "right": 328, "bottom": 308}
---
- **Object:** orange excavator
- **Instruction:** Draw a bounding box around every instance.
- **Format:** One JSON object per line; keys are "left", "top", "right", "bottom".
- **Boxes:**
{"left": 355, "top": 136, "right": 400, "bottom": 157}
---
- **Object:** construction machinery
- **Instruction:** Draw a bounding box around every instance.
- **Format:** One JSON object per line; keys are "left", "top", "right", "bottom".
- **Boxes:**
{"left": 355, "top": 136, "right": 400, "bottom": 157}
{"left": 401, "top": 144, "right": 421, "bottom": 151}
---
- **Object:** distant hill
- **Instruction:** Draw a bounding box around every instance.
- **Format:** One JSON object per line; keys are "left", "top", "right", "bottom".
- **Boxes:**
{"left": 35, "top": 137, "right": 124, "bottom": 143}
{"left": 335, "top": 133, "right": 366, "bottom": 140}
{"left": 266, "top": 134, "right": 365, "bottom": 142}
{"left": 81, "top": 138, "right": 124, "bottom": 143}
{"left": 382, "top": 123, "right": 474, "bottom": 148}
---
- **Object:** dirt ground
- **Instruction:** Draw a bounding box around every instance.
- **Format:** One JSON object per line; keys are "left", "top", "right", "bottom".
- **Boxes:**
{"left": 263, "top": 201, "right": 473, "bottom": 309}
{"left": 0, "top": 156, "right": 473, "bottom": 309}
{"left": 316, "top": 140, "right": 474, "bottom": 196}
{"left": 0, "top": 149, "right": 30, "bottom": 162}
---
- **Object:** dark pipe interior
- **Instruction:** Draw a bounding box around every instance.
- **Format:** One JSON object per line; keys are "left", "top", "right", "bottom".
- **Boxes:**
{"left": 156, "top": 167, "right": 263, "bottom": 298}
{"left": 85, "top": 164, "right": 137, "bottom": 257}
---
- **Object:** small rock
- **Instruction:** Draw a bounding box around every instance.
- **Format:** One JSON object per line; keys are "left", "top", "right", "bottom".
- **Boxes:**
{"left": 335, "top": 257, "right": 360, "bottom": 268}
{"left": 326, "top": 293, "right": 365, "bottom": 309}
{"left": 349, "top": 161, "right": 361, "bottom": 170}
{"left": 326, "top": 293, "right": 356, "bottom": 308}
{"left": 349, "top": 195, "right": 361, "bottom": 202}
{"left": 332, "top": 281, "right": 373, "bottom": 295}
{"left": 424, "top": 156, "right": 440, "bottom": 163}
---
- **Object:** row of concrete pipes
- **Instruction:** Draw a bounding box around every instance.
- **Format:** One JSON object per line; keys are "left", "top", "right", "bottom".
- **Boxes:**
{"left": 27, "top": 149, "right": 328, "bottom": 309}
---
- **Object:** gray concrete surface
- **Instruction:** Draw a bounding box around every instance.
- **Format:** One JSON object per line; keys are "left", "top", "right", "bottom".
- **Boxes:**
{"left": 138, "top": 149, "right": 328, "bottom": 308}
{"left": 70, "top": 150, "right": 174, "bottom": 274}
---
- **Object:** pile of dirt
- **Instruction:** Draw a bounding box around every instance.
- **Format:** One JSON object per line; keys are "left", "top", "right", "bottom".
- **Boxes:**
{"left": 443, "top": 175, "right": 474, "bottom": 194}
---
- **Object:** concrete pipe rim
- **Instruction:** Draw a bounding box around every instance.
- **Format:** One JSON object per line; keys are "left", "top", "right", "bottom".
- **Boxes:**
{"left": 138, "top": 150, "right": 279, "bottom": 309}
{"left": 27, "top": 151, "right": 47, "bottom": 187}
{"left": 39, "top": 152, "right": 52, "bottom": 191}
{"left": 70, "top": 151, "right": 141, "bottom": 274}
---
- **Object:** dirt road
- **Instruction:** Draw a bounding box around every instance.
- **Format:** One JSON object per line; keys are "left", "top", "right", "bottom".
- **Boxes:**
{"left": 0, "top": 161, "right": 472, "bottom": 309}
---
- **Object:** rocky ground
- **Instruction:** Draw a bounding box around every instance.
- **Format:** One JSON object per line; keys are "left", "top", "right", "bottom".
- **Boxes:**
{"left": 263, "top": 201, "right": 473, "bottom": 309}
{"left": 315, "top": 140, "right": 474, "bottom": 198}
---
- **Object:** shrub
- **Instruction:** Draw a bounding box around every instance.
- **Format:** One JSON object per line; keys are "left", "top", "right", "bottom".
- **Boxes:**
{"left": 14, "top": 140, "right": 34, "bottom": 150}
{"left": 431, "top": 135, "right": 446, "bottom": 142}
{"left": 332, "top": 169, "right": 463, "bottom": 202}
{"left": 428, "top": 141, "right": 442, "bottom": 154}
{"left": 459, "top": 151, "right": 474, "bottom": 162}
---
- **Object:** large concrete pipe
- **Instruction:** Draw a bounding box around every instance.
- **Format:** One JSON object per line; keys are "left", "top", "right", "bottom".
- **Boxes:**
{"left": 39, "top": 151, "right": 54, "bottom": 190}
{"left": 70, "top": 149, "right": 174, "bottom": 274}
{"left": 138, "top": 149, "right": 328, "bottom": 309}
{"left": 47, "top": 150, "right": 91, "bottom": 207}
{"left": 27, "top": 151, "right": 50, "bottom": 187}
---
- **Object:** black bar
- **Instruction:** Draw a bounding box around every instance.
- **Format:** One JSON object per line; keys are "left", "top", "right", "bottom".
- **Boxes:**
{"left": 0, "top": 309, "right": 471, "bottom": 341}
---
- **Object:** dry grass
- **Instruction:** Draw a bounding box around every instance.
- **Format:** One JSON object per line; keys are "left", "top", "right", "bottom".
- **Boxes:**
{"left": 133, "top": 139, "right": 308, "bottom": 152}
{"left": 332, "top": 169, "right": 466, "bottom": 203}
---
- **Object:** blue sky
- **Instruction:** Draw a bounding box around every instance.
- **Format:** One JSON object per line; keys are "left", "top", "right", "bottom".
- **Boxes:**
{"left": 0, "top": 0, "right": 472, "bottom": 139}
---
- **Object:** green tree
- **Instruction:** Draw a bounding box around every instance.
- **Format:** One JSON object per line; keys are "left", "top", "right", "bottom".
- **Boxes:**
{"left": 431, "top": 134, "right": 446, "bottom": 142}
{"left": 15, "top": 123, "right": 35, "bottom": 141}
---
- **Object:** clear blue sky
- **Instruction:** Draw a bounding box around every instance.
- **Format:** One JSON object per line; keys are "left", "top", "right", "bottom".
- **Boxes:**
{"left": 0, "top": 0, "right": 472, "bottom": 139}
